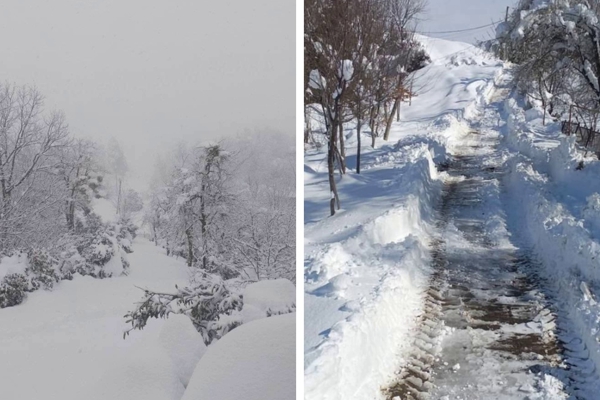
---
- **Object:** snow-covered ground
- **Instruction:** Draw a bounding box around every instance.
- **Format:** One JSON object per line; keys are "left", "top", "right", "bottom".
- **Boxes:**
{"left": 0, "top": 236, "right": 296, "bottom": 399}
{"left": 0, "top": 238, "right": 192, "bottom": 399}
{"left": 305, "top": 35, "right": 600, "bottom": 399}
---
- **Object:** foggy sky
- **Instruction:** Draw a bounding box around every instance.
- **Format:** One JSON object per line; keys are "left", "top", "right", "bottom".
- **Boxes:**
{"left": 0, "top": 0, "right": 295, "bottom": 189}
{"left": 420, "top": 0, "right": 514, "bottom": 44}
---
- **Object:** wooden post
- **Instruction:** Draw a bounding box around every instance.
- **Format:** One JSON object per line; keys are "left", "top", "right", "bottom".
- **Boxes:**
{"left": 505, "top": 6, "right": 509, "bottom": 22}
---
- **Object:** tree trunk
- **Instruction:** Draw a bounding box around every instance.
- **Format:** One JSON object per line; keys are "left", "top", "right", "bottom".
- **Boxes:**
{"left": 356, "top": 118, "right": 362, "bottom": 174}
{"left": 383, "top": 98, "right": 400, "bottom": 141}
{"left": 328, "top": 122, "right": 340, "bottom": 216}
{"left": 185, "top": 226, "right": 194, "bottom": 267}
{"left": 338, "top": 119, "right": 346, "bottom": 174}
{"left": 200, "top": 193, "right": 208, "bottom": 270}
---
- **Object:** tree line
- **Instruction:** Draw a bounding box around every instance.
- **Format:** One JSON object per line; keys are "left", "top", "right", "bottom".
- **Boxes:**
{"left": 0, "top": 83, "right": 139, "bottom": 307}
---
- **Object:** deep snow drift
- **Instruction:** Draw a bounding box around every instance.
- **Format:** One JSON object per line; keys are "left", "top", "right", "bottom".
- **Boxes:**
{"left": 0, "top": 238, "right": 191, "bottom": 400}
{"left": 182, "top": 313, "right": 295, "bottom": 400}
{"left": 0, "top": 235, "right": 297, "bottom": 399}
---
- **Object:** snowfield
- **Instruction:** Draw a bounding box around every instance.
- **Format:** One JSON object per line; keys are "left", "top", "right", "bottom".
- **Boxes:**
{"left": 0, "top": 237, "right": 296, "bottom": 399}
{"left": 0, "top": 238, "right": 191, "bottom": 400}
{"left": 305, "top": 34, "right": 600, "bottom": 399}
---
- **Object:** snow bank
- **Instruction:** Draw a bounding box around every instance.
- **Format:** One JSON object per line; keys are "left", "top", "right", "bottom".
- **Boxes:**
{"left": 181, "top": 313, "right": 295, "bottom": 400}
{"left": 158, "top": 314, "right": 207, "bottom": 387}
{"left": 305, "top": 137, "right": 444, "bottom": 399}
{"left": 242, "top": 278, "right": 296, "bottom": 323}
{"left": 0, "top": 253, "right": 27, "bottom": 281}
{"left": 502, "top": 89, "right": 600, "bottom": 387}
{"left": 85, "top": 345, "right": 185, "bottom": 400}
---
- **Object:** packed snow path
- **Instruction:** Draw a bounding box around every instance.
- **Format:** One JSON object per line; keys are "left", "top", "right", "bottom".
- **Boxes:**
{"left": 0, "top": 238, "right": 191, "bottom": 400}
{"left": 387, "top": 88, "right": 574, "bottom": 399}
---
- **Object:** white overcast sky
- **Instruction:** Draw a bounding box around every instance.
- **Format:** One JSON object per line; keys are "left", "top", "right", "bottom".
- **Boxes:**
{"left": 0, "top": 0, "right": 295, "bottom": 189}
{"left": 420, "top": 0, "right": 514, "bottom": 44}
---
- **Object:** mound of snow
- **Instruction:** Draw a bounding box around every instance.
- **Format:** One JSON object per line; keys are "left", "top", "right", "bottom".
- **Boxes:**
{"left": 241, "top": 278, "right": 295, "bottom": 323}
{"left": 181, "top": 313, "right": 295, "bottom": 400}
{"left": 158, "top": 314, "right": 207, "bottom": 387}
{"left": 84, "top": 346, "right": 185, "bottom": 400}
{"left": 0, "top": 253, "right": 27, "bottom": 280}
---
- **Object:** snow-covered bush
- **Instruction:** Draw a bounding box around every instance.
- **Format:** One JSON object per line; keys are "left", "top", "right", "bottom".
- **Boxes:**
{"left": 125, "top": 276, "right": 297, "bottom": 345}
{"left": 0, "top": 273, "right": 29, "bottom": 308}
{"left": 0, "top": 249, "right": 61, "bottom": 308}
{"left": 26, "top": 249, "right": 60, "bottom": 291}
{"left": 124, "top": 272, "right": 243, "bottom": 345}
{"left": 0, "top": 212, "right": 136, "bottom": 309}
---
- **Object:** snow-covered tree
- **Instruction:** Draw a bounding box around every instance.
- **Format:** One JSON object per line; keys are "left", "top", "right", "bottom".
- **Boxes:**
{"left": 494, "top": 0, "right": 600, "bottom": 127}
{"left": 0, "top": 84, "right": 137, "bottom": 309}
{"left": 305, "top": 0, "right": 428, "bottom": 214}
{"left": 0, "top": 83, "right": 69, "bottom": 248}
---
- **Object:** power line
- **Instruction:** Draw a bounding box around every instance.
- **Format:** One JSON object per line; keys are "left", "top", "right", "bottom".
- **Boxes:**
{"left": 417, "top": 21, "right": 499, "bottom": 35}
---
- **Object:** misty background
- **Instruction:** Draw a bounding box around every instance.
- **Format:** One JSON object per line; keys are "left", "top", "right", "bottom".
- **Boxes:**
{"left": 0, "top": 0, "right": 295, "bottom": 189}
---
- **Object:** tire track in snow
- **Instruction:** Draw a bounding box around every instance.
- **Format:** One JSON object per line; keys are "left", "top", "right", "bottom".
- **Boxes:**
{"left": 385, "top": 88, "right": 571, "bottom": 399}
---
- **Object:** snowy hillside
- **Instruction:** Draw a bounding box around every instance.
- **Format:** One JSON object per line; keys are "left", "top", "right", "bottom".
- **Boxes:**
{"left": 305, "top": 32, "right": 600, "bottom": 399}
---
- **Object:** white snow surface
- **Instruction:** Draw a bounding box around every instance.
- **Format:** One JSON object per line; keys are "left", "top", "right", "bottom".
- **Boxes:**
{"left": 181, "top": 313, "right": 295, "bottom": 400}
{"left": 241, "top": 278, "right": 296, "bottom": 323}
{"left": 158, "top": 314, "right": 207, "bottom": 387}
{"left": 0, "top": 252, "right": 27, "bottom": 280}
{"left": 0, "top": 238, "right": 194, "bottom": 400}
{"left": 92, "top": 196, "right": 118, "bottom": 223}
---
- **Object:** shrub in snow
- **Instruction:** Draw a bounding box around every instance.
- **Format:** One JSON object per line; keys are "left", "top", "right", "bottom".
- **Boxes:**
{"left": 114, "top": 217, "right": 137, "bottom": 254}
{"left": 0, "top": 212, "right": 137, "bottom": 309}
{"left": 124, "top": 272, "right": 243, "bottom": 345}
{"left": 68, "top": 213, "right": 136, "bottom": 278}
{"left": 0, "top": 273, "right": 29, "bottom": 308}
{"left": 26, "top": 249, "right": 60, "bottom": 291}
{"left": 0, "top": 249, "right": 61, "bottom": 307}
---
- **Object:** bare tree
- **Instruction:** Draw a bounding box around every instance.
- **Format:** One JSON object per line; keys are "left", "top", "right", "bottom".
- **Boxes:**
{"left": 0, "top": 83, "right": 69, "bottom": 247}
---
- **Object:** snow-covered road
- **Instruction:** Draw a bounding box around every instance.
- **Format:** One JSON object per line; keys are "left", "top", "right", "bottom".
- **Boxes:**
{"left": 0, "top": 238, "right": 191, "bottom": 400}
{"left": 387, "top": 85, "right": 568, "bottom": 399}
